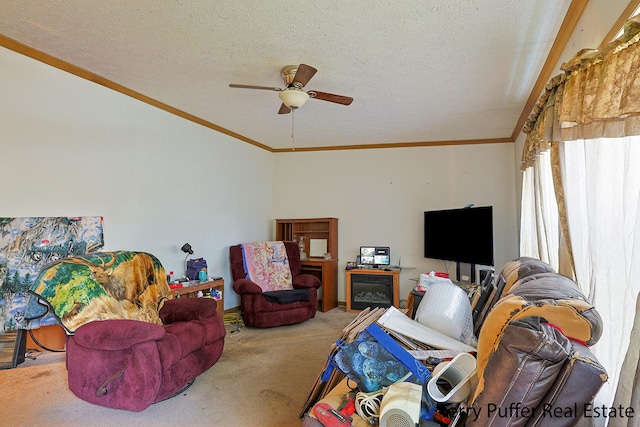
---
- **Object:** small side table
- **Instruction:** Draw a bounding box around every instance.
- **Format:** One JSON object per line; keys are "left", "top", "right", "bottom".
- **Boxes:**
{"left": 171, "top": 279, "right": 224, "bottom": 318}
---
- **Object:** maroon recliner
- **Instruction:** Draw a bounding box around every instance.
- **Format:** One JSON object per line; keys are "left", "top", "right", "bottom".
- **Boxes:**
{"left": 230, "top": 241, "right": 321, "bottom": 328}
{"left": 66, "top": 297, "right": 226, "bottom": 411}
{"left": 27, "top": 251, "right": 226, "bottom": 411}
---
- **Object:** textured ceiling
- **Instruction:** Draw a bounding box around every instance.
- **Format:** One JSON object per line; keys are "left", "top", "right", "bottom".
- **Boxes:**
{"left": 0, "top": 0, "right": 576, "bottom": 151}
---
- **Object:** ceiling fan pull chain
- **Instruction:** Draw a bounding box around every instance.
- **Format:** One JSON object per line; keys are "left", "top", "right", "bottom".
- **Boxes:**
{"left": 291, "top": 109, "right": 295, "bottom": 151}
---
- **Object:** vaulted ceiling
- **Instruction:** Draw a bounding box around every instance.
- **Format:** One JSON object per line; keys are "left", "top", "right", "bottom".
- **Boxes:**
{"left": 0, "top": 1, "right": 632, "bottom": 151}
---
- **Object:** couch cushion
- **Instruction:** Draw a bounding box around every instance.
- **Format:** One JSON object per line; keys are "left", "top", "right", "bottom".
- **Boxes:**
{"left": 499, "top": 257, "right": 555, "bottom": 297}
{"left": 157, "top": 316, "right": 226, "bottom": 365}
{"left": 475, "top": 272, "right": 602, "bottom": 385}
{"left": 73, "top": 319, "right": 165, "bottom": 351}
{"left": 240, "top": 290, "right": 318, "bottom": 328}
{"left": 469, "top": 317, "right": 571, "bottom": 427}
{"left": 526, "top": 340, "right": 607, "bottom": 427}
{"left": 158, "top": 321, "right": 206, "bottom": 364}
{"left": 159, "top": 297, "right": 217, "bottom": 323}
{"left": 263, "top": 289, "right": 310, "bottom": 304}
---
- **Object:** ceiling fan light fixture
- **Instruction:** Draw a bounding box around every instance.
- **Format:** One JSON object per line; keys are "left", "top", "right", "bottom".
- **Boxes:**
{"left": 278, "top": 88, "right": 309, "bottom": 109}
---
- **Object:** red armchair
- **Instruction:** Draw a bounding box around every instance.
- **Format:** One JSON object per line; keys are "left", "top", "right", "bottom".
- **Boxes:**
{"left": 66, "top": 297, "right": 226, "bottom": 411}
{"left": 230, "top": 241, "right": 321, "bottom": 328}
{"left": 26, "top": 251, "right": 226, "bottom": 411}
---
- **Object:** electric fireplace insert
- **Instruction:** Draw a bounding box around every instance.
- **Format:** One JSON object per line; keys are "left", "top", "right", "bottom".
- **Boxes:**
{"left": 348, "top": 272, "right": 395, "bottom": 311}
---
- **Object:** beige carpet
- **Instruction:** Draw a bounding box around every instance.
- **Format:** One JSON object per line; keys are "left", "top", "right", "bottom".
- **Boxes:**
{"left": 0, "top": 308, "right": 358, "bottom": 427}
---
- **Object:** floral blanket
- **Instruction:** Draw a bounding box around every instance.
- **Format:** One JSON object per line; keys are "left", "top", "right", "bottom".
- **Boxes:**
{"left": 25, "top": 251, "right": 172, "bottom": 334}
{"left": 240, "top": 241, "right": 293, "bottom": 292}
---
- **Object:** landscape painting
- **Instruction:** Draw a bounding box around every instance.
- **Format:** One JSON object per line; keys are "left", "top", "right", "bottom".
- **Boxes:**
{"left": 0, "top": 216, "right": 104, "bottom": 332}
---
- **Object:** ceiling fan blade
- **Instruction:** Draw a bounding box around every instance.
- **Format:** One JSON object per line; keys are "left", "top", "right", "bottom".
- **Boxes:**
{"left": 278, "top": 103, "right": 292, "bottom": 114}
{"left": 292, "top": 64, "right": 317, "bottom": 88}
{"left": 229, "top": 84, "right": 282, "bottom": 91}
{"left": 308, "top": 91, "right": 354, "bottom": 105}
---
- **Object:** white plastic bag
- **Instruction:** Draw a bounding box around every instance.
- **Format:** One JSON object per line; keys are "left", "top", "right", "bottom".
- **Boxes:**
{"left": 414, "top": 279, "right": 475, "bottom": 346}
{"left": 418, "top": 271, "right": 451, "bottom": 291}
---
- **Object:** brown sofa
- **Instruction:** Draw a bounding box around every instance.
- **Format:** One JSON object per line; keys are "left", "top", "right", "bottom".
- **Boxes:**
{"left": 468, "top": 257, "right": 607, "bottom": 426}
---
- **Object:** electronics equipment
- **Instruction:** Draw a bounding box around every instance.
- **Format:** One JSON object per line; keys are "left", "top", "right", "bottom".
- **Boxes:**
{"left": 313, "top": 403, "right": 352, "bottom": 427}
{"left": 356, "top": 388, "right": 388, "bottom": 422}
{"left": 471, "top": 269, "right": 496, "bottom": 328}
{"left": 379, "top": 382, "right": 422, "bottom": 427}
{"left": 359, "top": 246, "right": 390, "bottom": 268}
{"left": 450, "top": 402, "right": 468, "bottom": 427}
{"left": 424, "top": 206, "right": 494, "bottom": 266}
{"left": 475, "top": 264, "right": 494, "bottom": 285}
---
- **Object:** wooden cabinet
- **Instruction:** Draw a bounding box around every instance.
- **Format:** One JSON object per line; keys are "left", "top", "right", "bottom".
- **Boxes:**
{"left": 26, "top": 324, "right": 66, "bottom": 351}
{"left": 275, "top": 217, "right": 338, "bottom": 260}
{"left": 300, "top": 258, "right": 338, "bottom": 312}
{"left": 275, "top": 218, "right": 338, "bottom": 312}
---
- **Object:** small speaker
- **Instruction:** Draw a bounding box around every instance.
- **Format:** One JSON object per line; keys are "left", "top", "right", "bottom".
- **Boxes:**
{"left": 0, "top": 329, "right": 27, "bottom": 369}
{"left": 379, "top": 382, "right": 422, "bottom": 427}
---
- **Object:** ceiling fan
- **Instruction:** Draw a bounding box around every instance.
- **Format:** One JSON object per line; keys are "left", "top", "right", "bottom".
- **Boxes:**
{"left": 229, "top": 64, "right": 353, "bottom": 114}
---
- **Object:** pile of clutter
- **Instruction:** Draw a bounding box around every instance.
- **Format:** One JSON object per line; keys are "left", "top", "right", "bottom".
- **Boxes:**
{"left": 303, "top": 257, "right": 607, "bottom": 427}
{"left": 303, "top": 273, "right": 478, "bottom": 427}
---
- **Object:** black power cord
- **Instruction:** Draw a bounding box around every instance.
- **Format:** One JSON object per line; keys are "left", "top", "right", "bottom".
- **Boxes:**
{"left": 28, "top": 328, "right": 65, "bottom": 353}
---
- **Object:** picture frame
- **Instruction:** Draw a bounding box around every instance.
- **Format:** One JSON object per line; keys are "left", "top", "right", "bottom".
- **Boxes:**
{"left": 0, "top": 330, "right": 27, "bottom": 369}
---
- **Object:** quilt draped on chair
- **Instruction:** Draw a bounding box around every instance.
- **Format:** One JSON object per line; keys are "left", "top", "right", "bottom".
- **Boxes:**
{"left": 240, "top": 241, "right": 293, "bottom": 292}
{"left": 25, "top": 251, "right": 172, "bottom": 334}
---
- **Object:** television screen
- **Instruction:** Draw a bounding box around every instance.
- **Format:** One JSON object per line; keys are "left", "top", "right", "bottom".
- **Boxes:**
{"left": 360, "top": 246, "right": 391, "bottom": 267}
{"left": 360, "top": 247, "right": 375, "bottom": 265}
{"left": 424, "top": 206, "right": 494, "bottom": 266}
{"left": 374, "top": 254, "right": 390, "bottom": 265}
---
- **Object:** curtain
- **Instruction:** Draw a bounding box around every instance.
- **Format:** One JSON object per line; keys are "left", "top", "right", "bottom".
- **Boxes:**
{"left": 561, "top": 137, "right": 640, "bottom": 420}
{"left": 522, "top": 16, "right": 640, "bottom": 150}
{"left": 519, "top": 150, "right": 560, "bottom": 270}
{"left": 520, "top": 14, "right": 640, "bottom": 425}
{"left": 611, "top": 292, "right": 640, "bottom": 427}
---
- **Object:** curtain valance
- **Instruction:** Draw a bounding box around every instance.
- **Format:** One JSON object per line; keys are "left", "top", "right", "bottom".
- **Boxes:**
{"left": 522, "top": 15, "right": 640, "bottom": 170}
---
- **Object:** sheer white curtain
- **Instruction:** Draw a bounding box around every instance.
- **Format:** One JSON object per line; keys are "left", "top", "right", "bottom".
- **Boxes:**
{"left": 520, "top": 149, "right": 560, "bottom": 270}
{"left": 518, "top": 13, "right": 640, "bottom": 425}
{"left": 560, "top": 137, "right": 640, "bottom": 418}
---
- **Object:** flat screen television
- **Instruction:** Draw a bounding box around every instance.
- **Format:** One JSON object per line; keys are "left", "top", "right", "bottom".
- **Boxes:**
{"left": 360, "top": 246, "right": 390, "bottom": 267}
{"left": 424, "top": 206, "right": 494, "bottom": 266}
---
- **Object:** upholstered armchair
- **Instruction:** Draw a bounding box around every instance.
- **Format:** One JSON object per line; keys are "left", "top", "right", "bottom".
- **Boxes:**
{"left": 230, "top": 241, "right": 321, "bottom": 328}
{"left": 66, "top": 297, "right": 225, "bottom": 411}
{"left": 26, "top": 251, "right": 226, "bottom": 411}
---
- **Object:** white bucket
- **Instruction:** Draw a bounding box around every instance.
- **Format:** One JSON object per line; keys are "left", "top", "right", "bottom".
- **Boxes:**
{"left": 427, "top": 353, "right": 477, "bottom": 403}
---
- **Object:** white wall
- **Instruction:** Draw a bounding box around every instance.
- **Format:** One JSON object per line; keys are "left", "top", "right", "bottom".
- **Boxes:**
{"left": 0, "top": 0, "right": 631, "bottom": 315}
{"left": 273, "top": 144, "right": 518, "bottom": 303}
{"left": 0, "top": 46, "right": 275, "bottom": 310}
{"left": 1, "top": 44, "right": 521, "bottom": 312}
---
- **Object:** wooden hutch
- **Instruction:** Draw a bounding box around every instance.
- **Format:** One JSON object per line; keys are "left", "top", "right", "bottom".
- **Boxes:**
{"left": 275, "top": 217, "right": 338, "bottom": 312}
